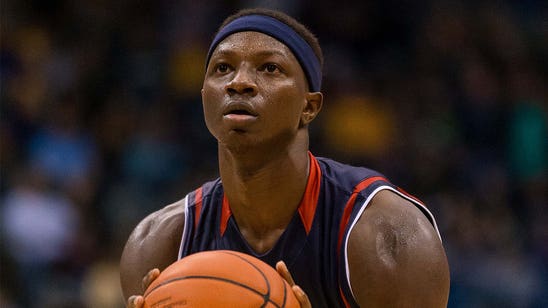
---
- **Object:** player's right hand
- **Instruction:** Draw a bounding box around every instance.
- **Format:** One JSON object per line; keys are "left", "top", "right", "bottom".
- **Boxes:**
{"left": 126, "top": 268, "right": 160, "bottom": 308}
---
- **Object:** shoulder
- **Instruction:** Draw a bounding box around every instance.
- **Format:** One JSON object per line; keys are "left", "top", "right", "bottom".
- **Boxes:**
{"left": 347, "top": 189, "right": 450, "bottom": 307}
{"left": 316, "top": 156, "right": 385, "bottom": 190}
{"left": 129, "top": 199, "right": 186, "bottom": 248}
{"left": 120, "top": 198, "right": 186, "bottom": 299}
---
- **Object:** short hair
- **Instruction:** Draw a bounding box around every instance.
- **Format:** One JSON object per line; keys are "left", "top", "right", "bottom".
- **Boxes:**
{"left": 216, "top": 8, "right": 324, "bottom": 68}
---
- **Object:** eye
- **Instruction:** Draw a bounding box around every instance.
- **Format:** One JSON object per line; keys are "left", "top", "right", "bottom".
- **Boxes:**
{"left": 215, "top": 63, "right": 231, "bottom": 73}
{"left": 262, "top": 63, "right": 281, "bottom": 73}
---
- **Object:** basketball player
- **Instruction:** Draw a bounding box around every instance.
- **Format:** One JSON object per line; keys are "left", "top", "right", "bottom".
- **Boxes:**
{"left": 121, "top": 8, "right": 450, "bottom": 307}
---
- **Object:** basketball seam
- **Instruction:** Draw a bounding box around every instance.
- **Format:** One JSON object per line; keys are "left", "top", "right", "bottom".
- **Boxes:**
{"left": 144, "top": 275, "right": 280, "bottom": 307}
{"left": 220, "top": 251, "right": 284, "bottom": 308}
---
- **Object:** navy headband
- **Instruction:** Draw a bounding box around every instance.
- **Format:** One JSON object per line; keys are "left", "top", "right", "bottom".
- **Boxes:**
{"left": 206, "top": 14, "right": 322, "bottom": 92}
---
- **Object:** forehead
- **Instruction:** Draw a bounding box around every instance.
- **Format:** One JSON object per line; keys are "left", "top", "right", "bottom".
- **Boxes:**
{"left": 211, "top": 31, "right": 296, "bottom": 60}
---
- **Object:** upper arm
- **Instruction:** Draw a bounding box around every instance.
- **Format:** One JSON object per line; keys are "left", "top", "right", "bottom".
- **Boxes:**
{"left": 347, "top": 190, "right": 450, "bottom": 307}
{"left": 119, "top": 200, "right": 186, "bottom": 300}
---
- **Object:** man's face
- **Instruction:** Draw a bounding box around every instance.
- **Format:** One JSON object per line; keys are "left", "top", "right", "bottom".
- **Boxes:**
{"left": 202, "top": 31, "right": 309, "bottom": 150}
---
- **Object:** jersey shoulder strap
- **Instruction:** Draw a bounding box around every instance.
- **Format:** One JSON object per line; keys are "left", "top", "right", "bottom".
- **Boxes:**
{"left": 178, "top": 179, "right": 221, "bottom": 259}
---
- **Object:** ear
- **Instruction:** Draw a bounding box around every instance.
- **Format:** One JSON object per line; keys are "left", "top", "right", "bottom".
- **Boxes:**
{"left": 300, "top": 92, "right": 323, "bottom": 127}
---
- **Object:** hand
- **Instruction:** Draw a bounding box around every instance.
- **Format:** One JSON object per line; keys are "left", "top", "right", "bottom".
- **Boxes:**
{"left": 126, "top": 268, "right": 160, "bottom": 308}
{"left": 276, "top": 261, "right": 312, "bottom": 308}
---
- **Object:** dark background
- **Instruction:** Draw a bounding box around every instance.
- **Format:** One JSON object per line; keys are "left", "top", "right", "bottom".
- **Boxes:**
{"left": 1, "top": 1, "right": 547, "bottom": 307}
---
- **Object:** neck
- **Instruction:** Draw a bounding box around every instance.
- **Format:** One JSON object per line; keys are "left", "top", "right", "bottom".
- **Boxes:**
{"left": 218, "top": 132, "right": 310, "bottom": 240}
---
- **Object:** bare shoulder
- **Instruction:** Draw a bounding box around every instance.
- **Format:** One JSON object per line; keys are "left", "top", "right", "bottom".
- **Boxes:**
{"left": 347, "top": 189, "right": 450, "bottom": 307}
{"left": 120, "top": 199, "right": 186, "bottom": 300}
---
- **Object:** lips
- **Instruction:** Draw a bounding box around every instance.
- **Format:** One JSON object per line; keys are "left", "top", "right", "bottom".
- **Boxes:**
{"left": 222, "top": 102, "right": 258, "bottom": 117}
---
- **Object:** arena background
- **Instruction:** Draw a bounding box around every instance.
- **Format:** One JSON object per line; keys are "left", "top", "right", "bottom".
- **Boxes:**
{"left": 1, "top": 1, "right": 546, "bottom": 307}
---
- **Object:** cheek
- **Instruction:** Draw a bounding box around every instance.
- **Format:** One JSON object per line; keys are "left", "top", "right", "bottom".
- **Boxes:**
{"left": 265, "top": 86, "right": 305, "bottom": 123}
{"left": 201, "top": 85, "right": 222, "bottom": 133}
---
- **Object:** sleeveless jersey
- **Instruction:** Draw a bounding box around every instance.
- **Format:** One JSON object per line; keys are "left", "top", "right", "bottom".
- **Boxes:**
{"left": 178, "top": 152, "right": 440, "bottom": 307}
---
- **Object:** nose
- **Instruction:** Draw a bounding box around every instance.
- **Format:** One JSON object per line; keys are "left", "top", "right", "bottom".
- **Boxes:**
{"left": 225, "top": 66, "right": 258, "bottom": 96}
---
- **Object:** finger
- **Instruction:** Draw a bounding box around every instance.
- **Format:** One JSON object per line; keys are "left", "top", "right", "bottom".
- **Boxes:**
{"left": 275, "top": 261, "right": 295, "bottom": 286}
{"left": 292, "top": 285, "right": 312, "bottom": 308}
{"left": 141, "top": 268, "right": 161, "bottom": 291}
{"left": 127, "top": 295, "right": 144, "bottom": 308}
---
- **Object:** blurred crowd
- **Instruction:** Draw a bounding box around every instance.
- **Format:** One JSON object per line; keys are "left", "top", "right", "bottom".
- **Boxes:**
{"left": 1, "top": 1, "right": 546, "bottom": 307}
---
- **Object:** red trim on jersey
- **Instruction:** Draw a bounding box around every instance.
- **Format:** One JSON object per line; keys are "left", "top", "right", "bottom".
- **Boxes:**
{"left": 220, "top": 195, "right": 231, "bottom": 236}
{"left": 339, "top": 286, "right": 351, "bottom": 308}
{"left": 396, "top": 186, "right": 425, "bottom": 205}
{"left": 194, "top": 186, "right": 203, "bottom": 231}
{"left": 219, "top": 152, "right": 321, "bottom": 236}
{"left": 337, "top": 176, "right": 387, "bottom": 253}
{"left": 298, "top": 152, "right": 322, "bottom": 234}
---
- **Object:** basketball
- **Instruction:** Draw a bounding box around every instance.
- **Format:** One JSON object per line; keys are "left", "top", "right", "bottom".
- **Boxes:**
{"left": 143, "top": 250, "right": 300, "bottom": 308}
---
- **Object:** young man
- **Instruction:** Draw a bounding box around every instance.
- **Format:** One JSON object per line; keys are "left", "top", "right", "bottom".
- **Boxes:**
{"left": 121, "top": 8, "right": 450, "bottom": 307}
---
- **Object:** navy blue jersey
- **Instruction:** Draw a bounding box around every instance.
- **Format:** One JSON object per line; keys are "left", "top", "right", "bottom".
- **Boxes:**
{"left": 178, "top": 152, "right": 440, "bottom": 307}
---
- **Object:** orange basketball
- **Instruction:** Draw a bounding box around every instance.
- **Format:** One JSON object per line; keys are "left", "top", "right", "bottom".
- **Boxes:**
{"left": 143, "top": 250, "right": 299, "bottom": 308}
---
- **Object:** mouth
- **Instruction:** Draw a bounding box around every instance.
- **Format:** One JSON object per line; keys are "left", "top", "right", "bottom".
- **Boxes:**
{"left": 225, "top": 109, "right": 253, "bottom": 116}
{"left": 223, "top": 102, "right": 258, "bottom": 117}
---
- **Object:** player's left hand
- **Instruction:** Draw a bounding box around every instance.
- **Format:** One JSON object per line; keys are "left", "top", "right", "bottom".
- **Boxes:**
{"left": 276, "top": 261, "right": 312, "bottom": 308}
